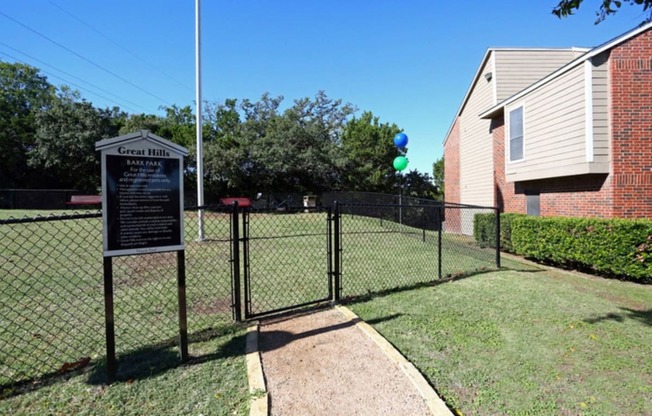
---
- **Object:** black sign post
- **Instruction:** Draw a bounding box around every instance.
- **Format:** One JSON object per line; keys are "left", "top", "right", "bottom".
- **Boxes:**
{"left": 96, "top": 131, "right": 189, "bottom": 382}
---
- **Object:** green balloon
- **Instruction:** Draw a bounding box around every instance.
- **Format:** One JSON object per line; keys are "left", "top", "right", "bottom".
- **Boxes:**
{"left": 393, "top": 155, "right": 408, "bottom": 171}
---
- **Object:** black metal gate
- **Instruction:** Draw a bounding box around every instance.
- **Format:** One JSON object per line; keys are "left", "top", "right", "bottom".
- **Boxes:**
{"left": 241, "top": 206, "right": 333, "bottom": 319}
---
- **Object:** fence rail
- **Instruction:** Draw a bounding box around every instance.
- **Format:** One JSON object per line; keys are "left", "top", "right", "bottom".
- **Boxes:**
{"left": 0, "top": 199, "right": 499, "bottom": 388}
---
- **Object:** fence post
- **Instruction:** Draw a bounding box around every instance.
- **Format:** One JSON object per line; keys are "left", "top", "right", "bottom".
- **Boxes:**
{"left": 326, "top": 207, "right": 333, "bottom": 301}
{"left": 242, "top": 209, "right": 251, "bottom": 318}
{"left": 103, "top": 256, "right": 117, "bottom": 383}
{"left": 422, "top": 207, "right": 426, "bottom": 242}
{"left": 495, "top": 207, "right": 501, "bottom": 268}
{"left": 333, "top": 202, "right": 341, "bottom": 302}
{"left": 231, "top": 202, "right": 241, "bottom": 322}
{"left": 438, "top": 205, "right": 443, "bottom": 280}
{"left": 177, "top": 250, "right": 189, "bottom": 361}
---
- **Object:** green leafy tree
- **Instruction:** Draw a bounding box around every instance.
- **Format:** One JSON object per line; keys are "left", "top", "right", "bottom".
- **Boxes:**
{"left": 0, "top": 61, "right": 55, "bottom": 188}
{"left": 120, "top": 113, "right": 165, "bottom": 136}
{"left": 203, "top": 98, "right": 251, "bottom": 197}
{"left": 29, "top": 88, "right": 123, "bottom": 191}
{"left": 203, "top": 92, "right": 354, "bottom": 197}
{"left": 432, "top": 156, "right": 444, "bottom": 199}
{"left": 553, "top": 0, "right": 652, "bottom": 24}
{"left": 402, "top": 170, "right": 439, "bottom": 199}
{"left": 251, "top": 92, "right": 353, "bottom": 193}
{"left": 341, "top": 111, "right": 401, "bottom": 193}
{"left": 159, "top": 105, "right": 197, "bottom": 149}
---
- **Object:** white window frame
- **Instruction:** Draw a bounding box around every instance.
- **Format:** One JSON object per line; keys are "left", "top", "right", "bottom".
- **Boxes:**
{"left": 506, "top": 104, "right": 525, "bottom": 163}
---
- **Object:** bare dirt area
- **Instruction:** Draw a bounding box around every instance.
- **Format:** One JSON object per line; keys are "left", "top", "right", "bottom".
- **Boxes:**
{"left": 258, "top": 307, "right": 432, "bottom": 416}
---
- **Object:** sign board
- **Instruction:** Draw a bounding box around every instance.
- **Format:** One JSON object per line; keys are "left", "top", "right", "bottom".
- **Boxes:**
{"left": 96, "top": 131, "right": 189, "bottom": 257}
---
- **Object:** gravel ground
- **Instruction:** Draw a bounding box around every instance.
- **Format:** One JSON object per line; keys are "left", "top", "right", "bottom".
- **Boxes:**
{"left": 259, "top": 308, "right": 432, "bottom": 416}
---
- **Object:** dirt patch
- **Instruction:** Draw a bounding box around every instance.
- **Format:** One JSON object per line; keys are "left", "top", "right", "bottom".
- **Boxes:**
{"left": 114, "top": 252, "right": 176, "bottom": 288}
{"left": 259, "top": 308, "right": 432, "bottom": 416}
{"left": 189, "top": 297, "right": 232, "bottom": 315}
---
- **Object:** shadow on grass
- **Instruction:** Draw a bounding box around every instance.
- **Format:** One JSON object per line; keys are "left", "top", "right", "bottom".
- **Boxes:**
{"left": 340, "top": 265, "right": 544, "bottom": 306}
{"left": 0, "top": 324, "right": 246, "bottom": 399}
{"left": 584, "top": 307, "right": 652, "bottom": 327}
{"left": 259, "top": 313, "right": 402, "bottom": 352}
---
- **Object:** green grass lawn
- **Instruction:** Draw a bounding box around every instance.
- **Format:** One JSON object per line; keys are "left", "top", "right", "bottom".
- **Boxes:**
{"left": 0, "top": 324, "right": 251, "bottom": 416}
{"left": 0, "top": 207, "right": 509, "bottom": 415}
{"left": 348, "top": 266, "right": 652, "bottom": 415}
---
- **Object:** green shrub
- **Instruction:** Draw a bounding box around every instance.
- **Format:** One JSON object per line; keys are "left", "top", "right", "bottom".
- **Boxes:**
{"left": 473, "top": 212, "right": 525, "bottom": 253}
{"left": 473, "top": 213, "right": 495, "bottom": 248}
{"left": 511, "top": 216, "right": 652, "bottom": 281}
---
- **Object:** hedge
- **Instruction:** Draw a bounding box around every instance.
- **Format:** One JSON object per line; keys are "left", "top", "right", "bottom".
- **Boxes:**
{"left": 473, "top": 213, "right": 525, "bottom": 253}
{"left": 511, "top": 216, "right": 652, "bottom": 282}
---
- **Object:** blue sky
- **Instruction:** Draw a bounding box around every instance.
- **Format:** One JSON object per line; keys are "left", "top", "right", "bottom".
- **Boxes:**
{"left": 0, "top": 1, "right": 647, "bottom": 176}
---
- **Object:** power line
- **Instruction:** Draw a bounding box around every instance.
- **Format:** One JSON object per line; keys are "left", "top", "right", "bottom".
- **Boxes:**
{"left": 0, "top": 10, "right": 174, "bottom": 106}
{"left": 0, "top": 51, "right": 141, "bottom": 113}
{"left": 48, "top": 0, "right": 193, "bottom": 91}
{"left": 0, "top": 41, "right": 150, "bottom": 113}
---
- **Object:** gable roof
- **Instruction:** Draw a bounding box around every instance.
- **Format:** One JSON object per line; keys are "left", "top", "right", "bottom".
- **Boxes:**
{"left": 478, "top": 21, "right": 652, "bottom": 119}
{"left": 442, "top": 47, "right": 580, "bottom": 145}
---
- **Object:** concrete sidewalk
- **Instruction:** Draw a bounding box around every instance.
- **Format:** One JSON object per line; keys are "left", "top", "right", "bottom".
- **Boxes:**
{"left": 245, "top": 306, "right": 452, "bottom": 416}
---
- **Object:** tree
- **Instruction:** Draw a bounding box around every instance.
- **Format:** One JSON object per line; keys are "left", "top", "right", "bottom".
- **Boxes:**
{"left": 203, "top": 98, "right": 251, "bottom": 197}
{"left": 0, "top": 61, "right": 55, "bottom": 188}
{"left": 341, "top": 111, "right": 401, "bottom": 193}
{"left": 402, "top": 170, "right": 439, "bottom": 199}
{"left": 203, "top": 92, "right": 355, "bottom": 197}
{"left": 250, "top": 92, "right": 353, "bottom": 193}
{"left": 553, "top": 0, "right": 652, "bottom": 24}
{"left": 432, "top": 156, "right": 444, "bottom": 199}
{"left": 29, "top": 88, "right": 122, "bottom": 191}
{"left": 120, "top": 112, "right": 165, "bottom": 136}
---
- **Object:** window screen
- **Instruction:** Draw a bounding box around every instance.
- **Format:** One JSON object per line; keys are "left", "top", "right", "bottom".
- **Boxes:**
{"left": 509, "top": 106, "right": 524, "bottom": 161}
{"left": 526, "top": 192, "right": 540, "bottom": 216}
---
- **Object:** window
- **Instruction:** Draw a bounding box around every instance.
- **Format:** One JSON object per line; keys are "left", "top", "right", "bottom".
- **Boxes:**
{"left": 526, "top": 191, "right": 540, "bottom": 216}
{"left": 509, "top": 106, "right": 524, "bottom": 161}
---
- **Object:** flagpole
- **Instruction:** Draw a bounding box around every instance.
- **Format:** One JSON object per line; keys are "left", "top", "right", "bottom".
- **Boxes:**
{"left": 195, "top": 0, "right": 205, "bottom": 240}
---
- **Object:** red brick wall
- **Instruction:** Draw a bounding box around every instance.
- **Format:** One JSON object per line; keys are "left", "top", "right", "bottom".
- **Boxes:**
{"left": 492, "top": 28, "right": 650, "bottom": 219}
{"left": 493, "top": 115, "right": 612, "bottom": 218}
{"left": 444, "top": 118, "right": 462, "bottom": 232}
{"left": 491, "top": 116, "right": 525, "bottom": 213}
{"left": 517, "top": 175, "right": 613, "bottom": 218}
{"left": 610, "top": 29, "right": 652, "bottom": 219}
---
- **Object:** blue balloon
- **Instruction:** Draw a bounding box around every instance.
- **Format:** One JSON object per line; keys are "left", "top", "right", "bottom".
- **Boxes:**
{"left": 393, "top": 132, "right": 408, "bottom": 148}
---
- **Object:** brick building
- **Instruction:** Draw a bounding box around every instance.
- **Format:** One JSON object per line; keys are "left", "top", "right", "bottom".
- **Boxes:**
{"left": 443, "top": 23, "right": 652, "bottom": 233}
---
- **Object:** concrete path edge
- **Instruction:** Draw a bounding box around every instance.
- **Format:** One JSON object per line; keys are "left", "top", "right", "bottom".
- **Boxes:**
{"left": 336, "top": 305, "right": 454, "bottom": 416}
{"left": 245, "top": 323, "right": 268, "bottom": 416}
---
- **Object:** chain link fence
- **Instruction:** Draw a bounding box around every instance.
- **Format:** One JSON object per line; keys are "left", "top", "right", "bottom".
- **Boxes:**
{"left": 242, "top": 206, "right": 332, "bottom": 318}
{"left": 0, "top": 207, "right": 234, "bottom": 389}
{"left": 1, "top": 196, "right": 498, "bottom": 388}
{"left": 337, "top": 203, "right": 499, "bottom": 299}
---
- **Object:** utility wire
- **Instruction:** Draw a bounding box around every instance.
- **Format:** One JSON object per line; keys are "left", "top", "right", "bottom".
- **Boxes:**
{"left": 48, "top": 0, "right": 192, "bottom": 91}
{"left": 0, "top": 10, "right": 173, "bottom": 106}
{"left": 0, "top": 51, "right": 141, "bottom": 113}
{"left": 0, "top": 41, "right": 150, "bottom": 113}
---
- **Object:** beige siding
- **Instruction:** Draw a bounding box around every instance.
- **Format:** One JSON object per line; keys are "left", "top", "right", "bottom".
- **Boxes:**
{"left": 494, "top": 50, "right": 578, "bottom": 101}
{"left": 459, "top": 54, "right": 495, "bottom": 214}
{"left": 505, "top": 64, "right": 589, "bottom": 182}
{"left": 591, "top": 52, "right": 610, "bottom": 164}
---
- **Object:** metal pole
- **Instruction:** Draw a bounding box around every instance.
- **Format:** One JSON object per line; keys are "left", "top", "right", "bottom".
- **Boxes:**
{"left": 438, "top": 206, "right": 443, "bottom": 280}
{"left": 333, "top": 202, "right": 341, "bottom": 302}
{"left": 495, "top": 207, "right": 501, "bottom": 268}
{"left": 103, "top": 257, "right": 117, "bottom": 383}
{"left": 195, "top": 0, "right": 205, "bottom": 240}
{"left": 326, "top": 207, "right": 333, "bottom": 301}
{"left": 231, "top": 202, "right": 242, "bottom": 322}
{"left": 398, "top": 172, "right": 402, "bottom": 226}
{"left": 242, "top": 209, "right": 251, "bottom": 318}
{"left": 177, "top": 250, "right": 189, "bottom": 361}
